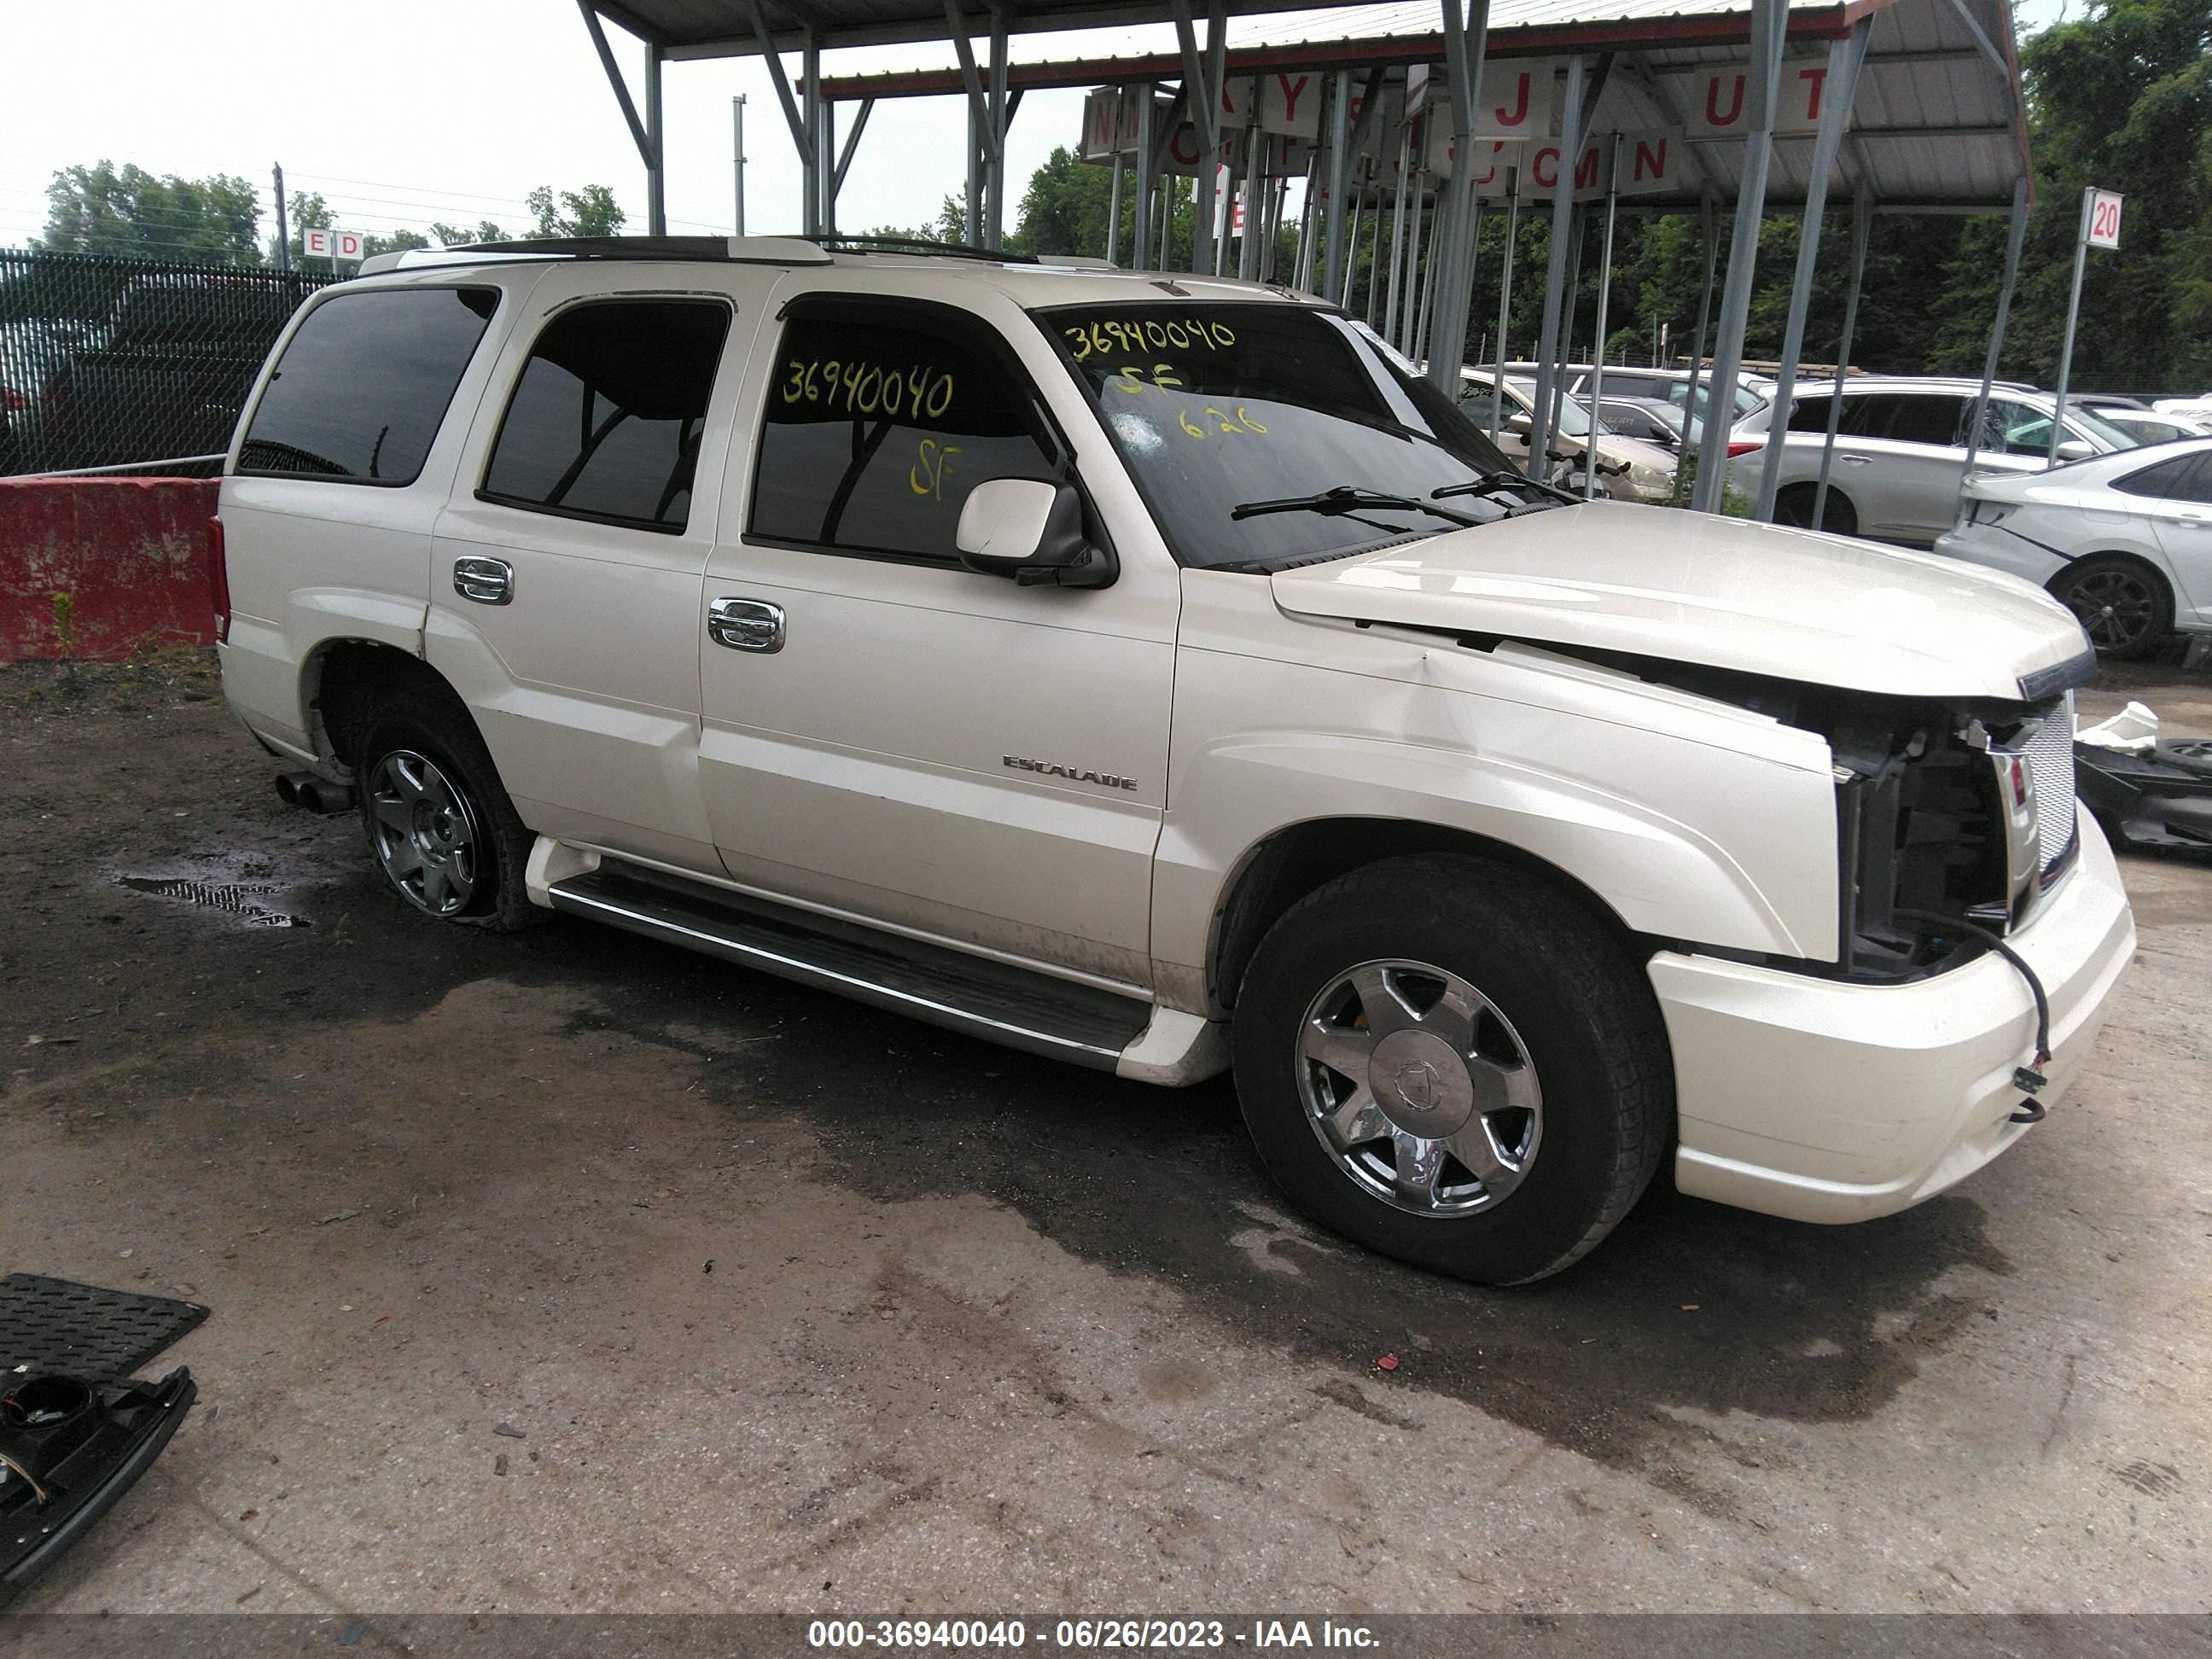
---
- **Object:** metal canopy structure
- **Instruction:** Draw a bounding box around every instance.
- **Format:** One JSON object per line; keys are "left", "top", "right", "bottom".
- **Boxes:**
{"left": 570, "top": 0, "right": 2035, "bottom": 526}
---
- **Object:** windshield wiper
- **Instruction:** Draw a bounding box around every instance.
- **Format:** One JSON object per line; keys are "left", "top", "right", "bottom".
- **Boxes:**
{"left": 1433, "top": 470, "right": 1584, "bottom": 508}
{"left": 1230, "top": 485, "right": 1481, "bottom": 527}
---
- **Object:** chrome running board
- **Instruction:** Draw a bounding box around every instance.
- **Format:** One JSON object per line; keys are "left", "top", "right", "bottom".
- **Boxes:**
{"left": 545, "top": 862, "right": 1151, "bottom": 1069}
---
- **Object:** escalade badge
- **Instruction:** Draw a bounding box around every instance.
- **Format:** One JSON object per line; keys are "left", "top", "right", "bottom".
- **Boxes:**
{"left": 1004, "top": 754, "right": 1139, "bottom": 790}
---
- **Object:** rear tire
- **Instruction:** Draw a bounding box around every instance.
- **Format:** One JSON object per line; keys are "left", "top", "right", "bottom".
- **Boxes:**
{"left": 2050, "top": 556, "right": 2173, "bottom": 661}
{"left": 356, "top": 689, "right": 538, "bottom": 932}
{"left": 1774, "top": 482, "right": 1858, "bottom": 536}
{"left": 1229, "top": 854, "right": 1672, "bottom": 1285}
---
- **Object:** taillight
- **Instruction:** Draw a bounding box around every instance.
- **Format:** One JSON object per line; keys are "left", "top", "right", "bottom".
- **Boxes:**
{"left": 209, "top": 517, "right": 230, "bottom": 644}
{"left": 1726, "top": 439, "right": 1762, "bottom": 457}
{"left": 0, "top": 387, "right": 26, "bottom": 414}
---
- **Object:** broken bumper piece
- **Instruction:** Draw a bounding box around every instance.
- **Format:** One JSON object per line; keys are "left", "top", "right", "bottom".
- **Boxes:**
{"left": 0, "top": 1367, "right": 195, "bottom": 1607}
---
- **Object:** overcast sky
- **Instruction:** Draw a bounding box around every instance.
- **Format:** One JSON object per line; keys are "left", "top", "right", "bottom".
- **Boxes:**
{"left": 1, "top": 0, "right": 2073, "bottom": 256}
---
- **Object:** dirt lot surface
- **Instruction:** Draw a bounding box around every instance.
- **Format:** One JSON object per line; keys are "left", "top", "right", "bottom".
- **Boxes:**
{"left": 3, "top": 652, "right": 2209, "bottom": 1617}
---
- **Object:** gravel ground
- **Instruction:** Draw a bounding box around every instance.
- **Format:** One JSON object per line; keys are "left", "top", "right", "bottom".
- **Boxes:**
{"left": 1, "top": 650, "right": 2208, "bottom": 1618}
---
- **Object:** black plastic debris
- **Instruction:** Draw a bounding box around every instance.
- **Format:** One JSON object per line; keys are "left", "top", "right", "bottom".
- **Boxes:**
{"left": 0, "top": 1368, "right": 196, "bottom": 1607}
{"left": 0, "top": 1278, "right": 207, "bottom": 1607}
{"left": 2075, "top": 737, "right": 2212, "bottom": 850}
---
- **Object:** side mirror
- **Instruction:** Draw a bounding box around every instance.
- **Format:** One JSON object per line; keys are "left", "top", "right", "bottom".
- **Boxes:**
{"left": 2053, "top": 440, "right": 2095, "bottom": 463}
{"left": 1505, "top": 410, "right": 1533, "bottom": 435}
{"left": 955, "top": 479, "right": 1115, "bottom": 588}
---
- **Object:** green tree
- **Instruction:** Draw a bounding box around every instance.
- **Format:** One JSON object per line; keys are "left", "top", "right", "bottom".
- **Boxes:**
{"left": 429, "top": 219, "right": 512, "bottom": 247}
{"left": 39, "top": 161, "right": 261, "bottom": 264}
{"left": 527, "top": 184, "right": 626, "bottom": 238}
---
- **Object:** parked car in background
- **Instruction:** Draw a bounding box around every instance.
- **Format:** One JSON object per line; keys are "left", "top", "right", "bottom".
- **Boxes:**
{"left": 2154, "top": 397, "right": 2212, "bottom": 426}
{"left": 2098, "top": 407, "right": 2210, "bottom": 446}
{"left": 1456, "top": 370, "right": 1682, "bottom": 501}
{"left": 1934, "top": 438, "right": 2212, "bottom": 660}
{"left": 1730, "top": 376, "right": 2134, "bottom": 544}
{"left": 0, "top": 384, "right": 26, "bottom": 476}
{"left": 1508, "top": 362, "right": 1767, "bottom": 436}
{"left": 33, "top": 276, "right": 300, "bottom": 471}
{"left": 1586, "top": 394, "right": 1691, "bottom": 452}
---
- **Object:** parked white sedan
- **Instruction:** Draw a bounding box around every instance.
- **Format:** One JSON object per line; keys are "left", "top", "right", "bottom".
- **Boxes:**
{"left": 1933, "top": 437, "right": 2212, "bottom": 659}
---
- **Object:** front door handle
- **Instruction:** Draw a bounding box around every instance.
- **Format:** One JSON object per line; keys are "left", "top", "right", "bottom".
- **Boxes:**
{"left": 452, "top": 556, "right": 513, "bottom": 605}
{"left": 1841, "top": 453, "right": 1872, "bottom": 466}
{"left": 709, "top": 597, "right": 786, "bottom": 654}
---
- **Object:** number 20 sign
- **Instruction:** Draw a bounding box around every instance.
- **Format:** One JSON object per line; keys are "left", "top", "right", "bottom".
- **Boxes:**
{"left": 2086, "top": 189, "right": 2123, "bottom": 251}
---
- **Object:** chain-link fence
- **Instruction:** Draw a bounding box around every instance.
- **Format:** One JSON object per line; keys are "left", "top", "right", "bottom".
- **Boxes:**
{"left": 0, "top": 248, "right": 340, "bottom": 478}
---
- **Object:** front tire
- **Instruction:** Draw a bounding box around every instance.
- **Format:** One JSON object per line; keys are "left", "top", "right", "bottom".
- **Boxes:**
{"left": 1230, "top": 854, "right": 1672, "bottom": 1285}
{"left": 356, "top": 690, "right": 538, "bottom": 931}
{"left": 2051, "top": 556, "right": 2173, "bottom": 660}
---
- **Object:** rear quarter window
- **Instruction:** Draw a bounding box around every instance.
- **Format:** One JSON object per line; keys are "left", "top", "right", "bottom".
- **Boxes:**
{"left": 237, "top": 287, "right": 498, "bottom": 484}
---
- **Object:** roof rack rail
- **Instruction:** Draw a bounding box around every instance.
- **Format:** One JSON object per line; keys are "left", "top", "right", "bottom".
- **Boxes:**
{"left": 812, "top": 234, "right": 1036, "bottom": 264}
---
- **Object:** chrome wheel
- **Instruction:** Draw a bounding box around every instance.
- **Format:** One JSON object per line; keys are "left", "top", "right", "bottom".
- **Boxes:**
{"left": 365, "top": 749, "right": 480, "bottom": 917}
{"left": 2064, "top": 567, "right": 2159, "bottom": 653}
{"left": 1295, "top": 958, "right": 1542, "bottom": 1217}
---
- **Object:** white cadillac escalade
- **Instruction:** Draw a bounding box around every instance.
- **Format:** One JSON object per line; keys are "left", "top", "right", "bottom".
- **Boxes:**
{"left": 214, "top": 237, "right": 2135, "bottom": 1284}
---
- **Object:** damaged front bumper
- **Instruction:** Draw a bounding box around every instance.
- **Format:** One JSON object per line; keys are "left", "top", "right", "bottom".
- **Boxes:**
{"left": 1650, "top": 806, "right": 2134, "bottom": 1225}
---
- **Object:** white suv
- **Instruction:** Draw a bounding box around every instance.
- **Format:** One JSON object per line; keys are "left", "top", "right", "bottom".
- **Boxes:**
{"left": 215, "top": 238, "right": 2135, "bottom": 1284}
{"left": 1731, "top": 375, "right": 2136, "bottom": 545}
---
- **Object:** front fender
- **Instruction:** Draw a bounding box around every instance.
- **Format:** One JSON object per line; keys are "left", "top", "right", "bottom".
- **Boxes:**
{"left": 1153, "top": 635, "right": 1840, "bottom": 1007}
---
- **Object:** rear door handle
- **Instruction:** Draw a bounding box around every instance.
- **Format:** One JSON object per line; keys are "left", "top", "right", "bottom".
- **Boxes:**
{"left": 709, "top": 597, "right": 786, "bottom": 654}
{"left": 452, "top": 556, "right": 513, "bottom": 605}
{"left": 1842, "top": 454, "right": 1872, "bottom": 466}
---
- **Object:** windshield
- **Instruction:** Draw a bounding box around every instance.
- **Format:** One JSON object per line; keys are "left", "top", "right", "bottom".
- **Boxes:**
{"left": 2068, "top": 403, "right": 2139, "bottom": 450}
{"left": 1046, "top": 303, "right": 1522, "bottom": 568}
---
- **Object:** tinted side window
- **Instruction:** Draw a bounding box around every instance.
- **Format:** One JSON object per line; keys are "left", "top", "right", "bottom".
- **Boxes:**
{"left": 238, "top": 287, "right": 498, "bottom": 483}
{"left": 749, "top": 307, "right": 1055, "bottom": 561}
{"left": 481, "top": 300, "right": 731, "bottom": 533}
{"left": 1787, "top": 396, "right": 1838, "bottom": 433}
{"left": 2115, "top": 453, "right": 2209, "bottom": 499}
{"left": 1862, "top": 393, "right": 1965, "bottom": 447}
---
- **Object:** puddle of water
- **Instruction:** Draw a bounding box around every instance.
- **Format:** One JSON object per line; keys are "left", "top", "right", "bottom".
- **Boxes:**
{"left": 116, "top": 876, "right": 311, "bottom": 929}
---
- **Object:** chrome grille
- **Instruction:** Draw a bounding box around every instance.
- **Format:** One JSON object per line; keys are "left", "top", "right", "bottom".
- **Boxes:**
{"left": 2025, "top": 693, "right": 2078, "bottom": 871}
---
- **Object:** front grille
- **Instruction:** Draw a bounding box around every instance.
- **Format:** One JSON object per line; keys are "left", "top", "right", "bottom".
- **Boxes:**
{"left": 2024, "top": 692, "right": 2078, "bottom": 872}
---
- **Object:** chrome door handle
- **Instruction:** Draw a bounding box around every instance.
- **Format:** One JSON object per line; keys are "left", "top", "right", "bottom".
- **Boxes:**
{"left": 452, "top": 556, "right": 513, "bottom": 605}
{"left": 1842, "top": 454, "right": 1872, "bottom": 465}
{"left": 708, "top": 597, "right": 786, "bottom": 654}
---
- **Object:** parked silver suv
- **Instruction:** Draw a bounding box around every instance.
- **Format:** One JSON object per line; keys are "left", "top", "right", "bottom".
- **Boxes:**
{"left": 1731, "top": 376, "right": 2137, "bottom": 545}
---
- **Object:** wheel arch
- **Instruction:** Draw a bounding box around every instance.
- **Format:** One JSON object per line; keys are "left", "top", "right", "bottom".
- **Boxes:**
{"left": 301, "top": 637, "right": 469, "bottom": 771}
{"left": 1206, "top": 818, "right": 1652, "bottom": 1017}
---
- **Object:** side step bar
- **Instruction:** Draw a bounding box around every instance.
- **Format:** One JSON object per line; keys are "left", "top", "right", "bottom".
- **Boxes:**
{"left": 545, "top": 862, "right": 1153, "bottom": 1069}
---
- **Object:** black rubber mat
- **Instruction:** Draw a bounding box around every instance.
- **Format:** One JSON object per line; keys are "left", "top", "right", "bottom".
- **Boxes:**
{"left": 0, "top": 1275, "right": 208, "bottom": 1380}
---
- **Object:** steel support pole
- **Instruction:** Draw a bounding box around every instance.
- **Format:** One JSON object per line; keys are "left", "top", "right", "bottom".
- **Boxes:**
{"left": 1556, "top": 203, "right": 1586, "bottom": 439}
{"left": 643, "top": 44, "right": 666, "bottom": 236}
{"left": 1105, "top": 153, "right": 1124, "bottom": 265}
{"left": 1490, "top": 169, "right": 1519, "bottom": 443}
{"left": 1584, "top": 136, "right": 1622, "bottom": 498}
{"left": 732, "top": 96, "right": 748, "bottom": 236}
{"left": 1958, "top": 175, "right": 2031, "bottom": 499}
{"left": 1414, "top": 205, "right": 1441, "bottom": 360}
{"left": 2049, "top": 187, "right": 2094, "bottom": 466}
{"left": 1384, "top": 125, "right": 1412, "bottom": 343}
{"left": 1238, "top": 123, "right": 1265, "bottom": 277}
{"left": 1524, "top": 55, "right": 1587, "bottom": 480}
{"left": 1755, "top": 17, "right": 1871, "bottom": 521}
{"left": 1813, "top": 186, "right": 1873, "bottom": 527}
{"left": 1172, "top": 0, "right": 1224, "bottom": 278}
{"left": 1691, "top": 0, "right": 1788, "bottom": 515}
{"left": 1132, "top": 85, "right": 1157, "bottom": 269}
{"left": 1398, "top": 192, "right": 1426, "bottom": 352}
{"left": 1323, "top": 73, "right": 1352, "bottom": 301}
{"left": 1289, "top": 152, "right": 1313, "bottom": 288}
{"left": 1673, "top": 194, "right": 1719, "bottom": 500}
{"left": 1427, "top": 0, "right": 1491, "bottom": 393}
{"left": 986, "top": 12, "right": 1009, "bottom": 247}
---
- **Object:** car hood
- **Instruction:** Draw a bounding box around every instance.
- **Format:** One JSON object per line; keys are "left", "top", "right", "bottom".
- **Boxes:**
{"left": 1269, "top": 501, "right": 2092, "bottom": 701}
